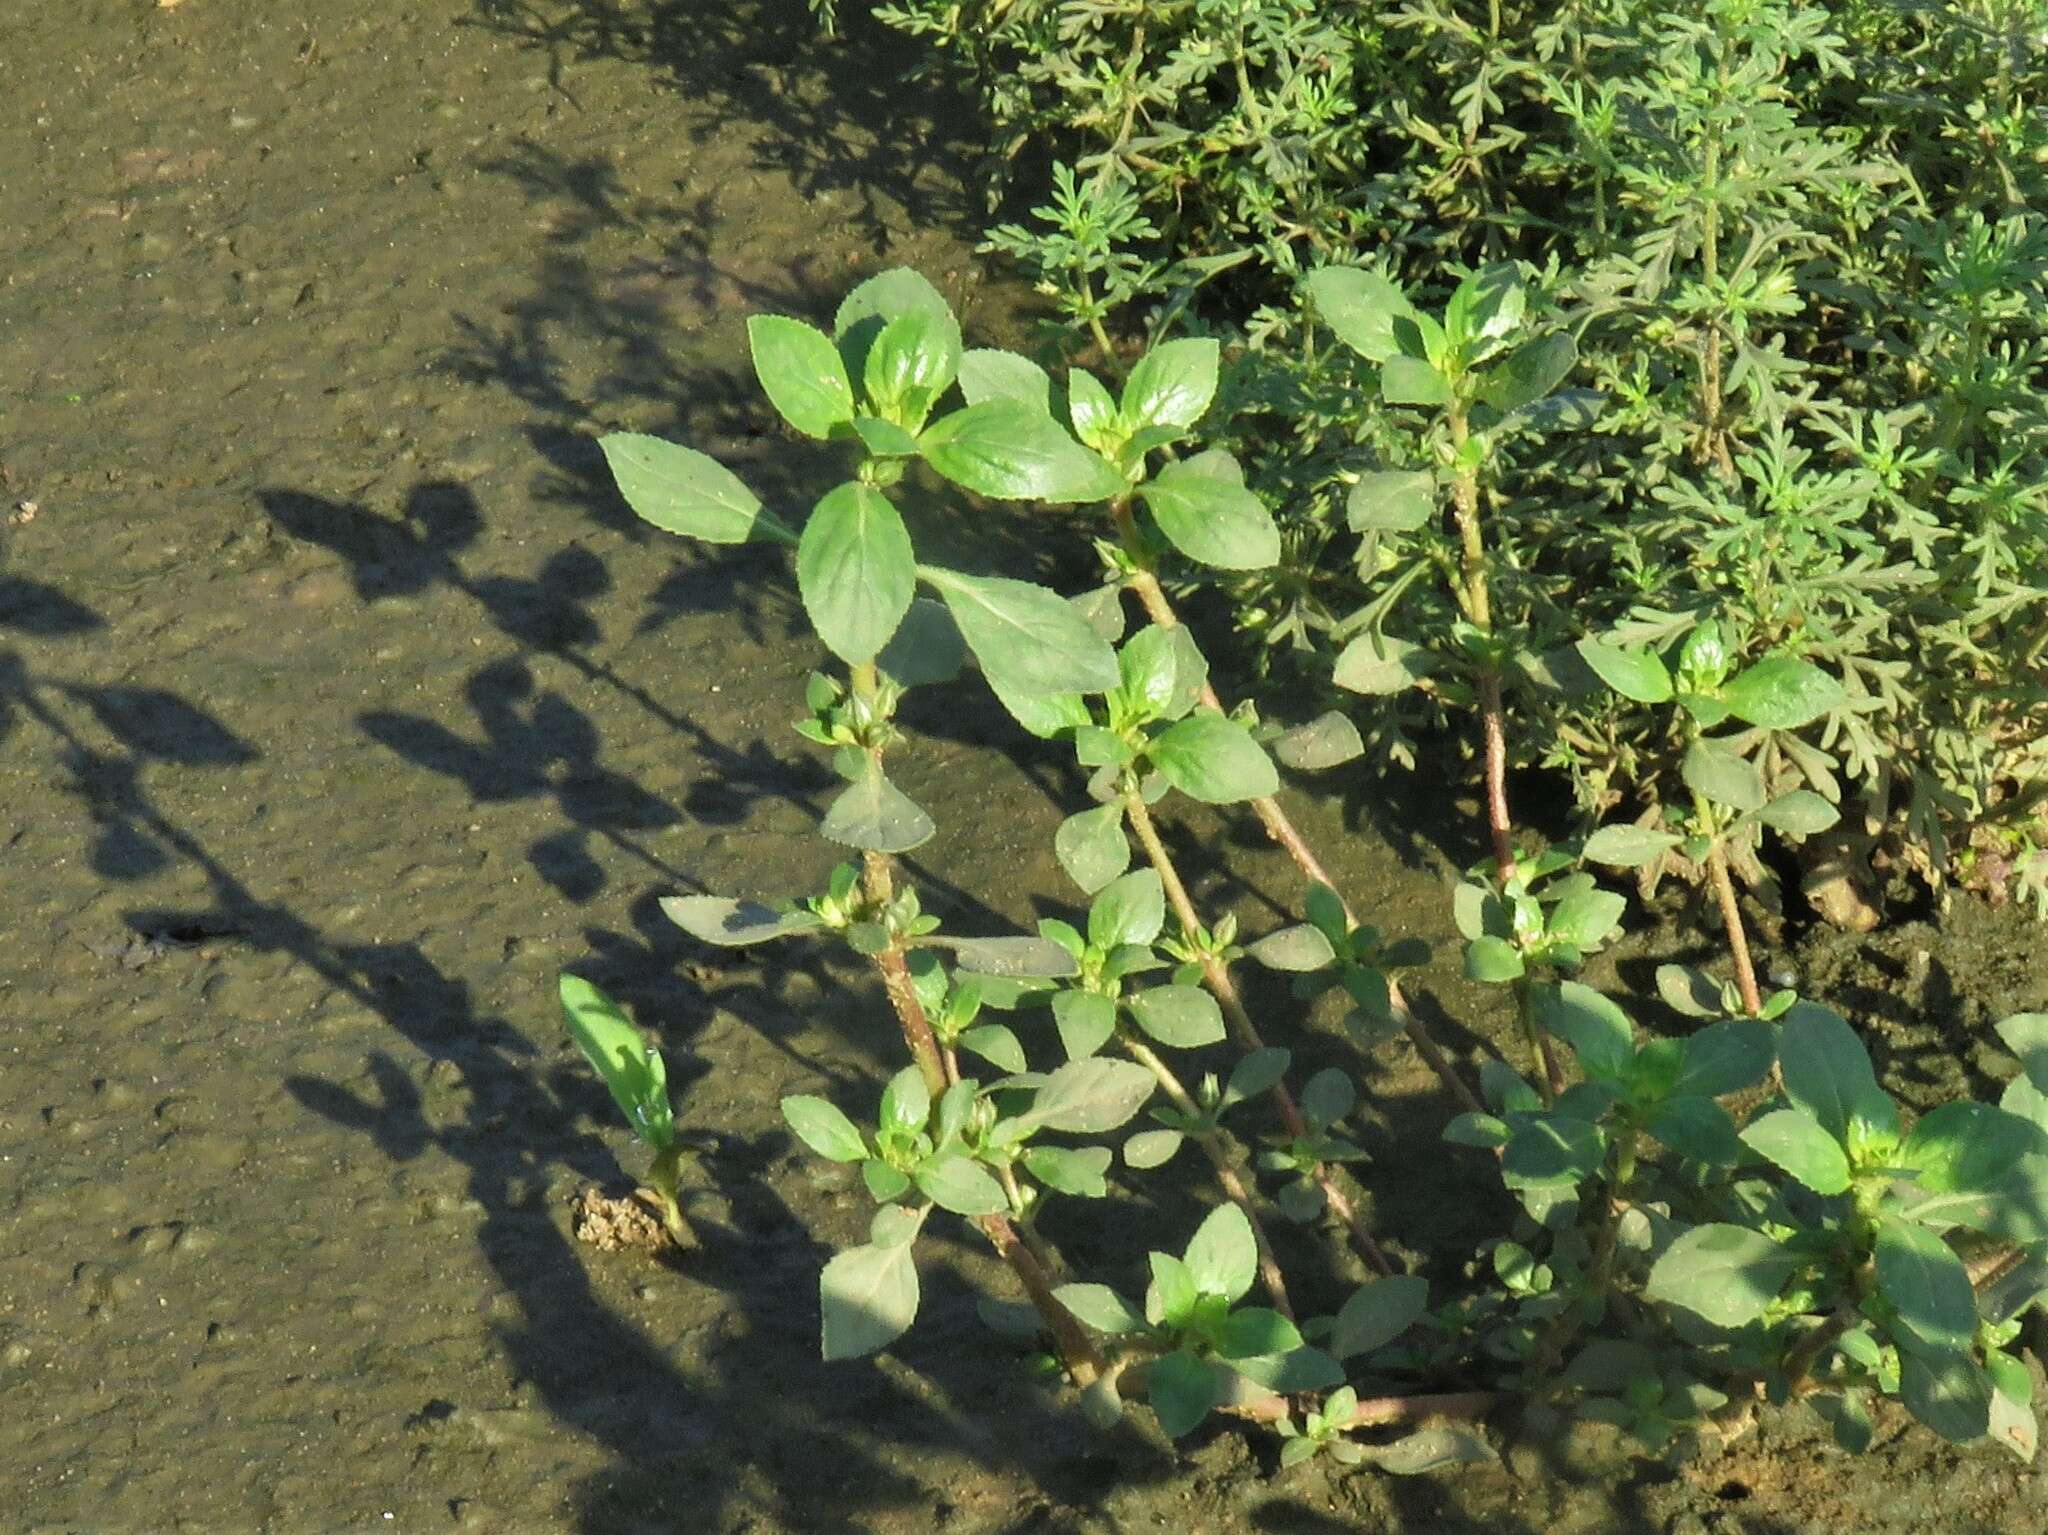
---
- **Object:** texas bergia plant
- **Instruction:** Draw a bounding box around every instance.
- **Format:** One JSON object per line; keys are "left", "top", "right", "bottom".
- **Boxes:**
{"left": 558, "top": 269, "right": 2048, "bottom": 1469}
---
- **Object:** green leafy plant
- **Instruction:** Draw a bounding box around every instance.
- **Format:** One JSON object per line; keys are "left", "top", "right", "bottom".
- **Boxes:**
{"left": 549, "top": 271, "right": 2048, "bottom": 1473}
{"left": 827, "top": 0, "right": 2047, "bottom": 915}
{"left": 560, "top": 974, "right": 694, "bottom": 1247}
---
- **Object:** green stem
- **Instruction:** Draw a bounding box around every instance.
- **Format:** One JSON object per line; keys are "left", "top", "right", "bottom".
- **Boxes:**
{"left": 646, "top": 1145, "right": 697, "bottom": 1248}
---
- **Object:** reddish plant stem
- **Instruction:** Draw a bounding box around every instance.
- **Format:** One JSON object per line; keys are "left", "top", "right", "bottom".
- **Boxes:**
{"left": 1124, "top": 789, "right": 1396, "bottom": 1276}
{"left": 862, "top": 853, "right": 1102, "bottom": 1383}
{"left": 1705, "top": 843, "right": 1763, "bottom": 1017}
{"left": 873, "top": 943, "right": 950, "bottom": 1102}
{"left": 1478, "top": 676, "right": 1519, "bottom": 889}
{"left": 1119, "top": 562, "right": 1483, "bottom": 1117}
{"left": 976, "top": 1211, "right": 1103, "bottom": 1386}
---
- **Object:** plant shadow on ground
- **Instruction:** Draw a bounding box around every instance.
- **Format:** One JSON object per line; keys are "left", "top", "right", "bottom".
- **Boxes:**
{"left": 462, "top": 0, "right": 985, "bottom": 255}
{"left": 0, "top": 541, "right": 1189, "bottom": 1532}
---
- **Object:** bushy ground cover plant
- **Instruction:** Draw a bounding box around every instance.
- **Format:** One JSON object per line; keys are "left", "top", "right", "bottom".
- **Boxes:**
{"left": 559, "top": 269, "right": 2048, "bottom": 1471}
{"left": 821, "top": 0, "right": 2048, "bottom": 917}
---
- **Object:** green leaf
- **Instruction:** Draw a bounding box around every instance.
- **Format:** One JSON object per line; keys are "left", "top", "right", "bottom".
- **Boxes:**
{"left": 851, "top": 416, "right": 920, "bottom": 457}
{"left": 833, "top": 267, "right": 960, "bottom": 384}
{"left": 821, "top": 762, "right": 935, "bottom": 853}
{"left": 933, "top": 934, "right": 1080, "bottom": 978}
{"left": 862, "top": 1159, "right": 911, "bottom": 1202}
{"left": 1547, "top": 888, "right": 1626, "bottom": 953}
{"left": 958, "top": 1024, "right": 1026, "bottom": 1075}
{"left": 1998, "top": 1014, "right": 2048, "bottom": 1095}
{"left": 1116, "top": 624, "right": 1206, "bottom": 721}
{"left": 915, "top": 1153, "right": 1009, "bottom": 1216}
{"left": 1023, "top": 1144, "right": 1113, "bottom": 1198}
{"left": 659, "top": 895, "right": 823, "bottom": 946}
{"left": 1740, "top": 1107, "right": 1851, "bottom": 1195}
{"left": 1147, "top": 1251, "right": 1199, "bottom": 1325}
{"left": 1898, "top": 1102, "right": 2048, "bottom": 1242}
{"left": 1575, "top": 639, "right": 1674, "bottom": 704}
{"left": 1674, "top": 1019, "right": 1775, "bottom": 1098}
{"left": 1359, "top": 1427, "right": 1497, "bottom": 1475}
{"left": 1148, "top": 714, "right": 1279, "bottom": 803}
{"left": 1121, "top": 337, "right": 1219, "bottom": 432}
{"left": 1139, "top": 452, "right": 1281, "bottom": 570}
{"left": 1184, "top": 1203, "right": 1259, "bottom": 1302}
{"left": 862, "top": 304, "right": 960, "bottom": 428}
{"left": 1127, "top": 985, "right": 1228, "bottom": 1048}
{"left": 1755, "top": 790, "right": 1840, "bottom": 836}
{"left": 1306, "top": 267, "right": 1418, "bottom": 364}
{"left": 1646, "top": 1097, "right": 1747, "bottom": 1165}
{"left": 956, "top": 348, "right": 1054, "bottom": 413}
{"left": 1645, "top": 1224, "right": 1797, "bottom": 1328}
{"left": 1380, "top": 355, "right": 1452, "bottom": 407}
{"left": 919, "top": 400, "right": 1122, "bottom": 503}
{"left": 1778, "top": 1002, "right": 1891, "bottom": 1145}
{"left": 1271, "top": 712, "right": 1366, "bottom": 771}
{"left": 1682, "top": 738, "right": 1767, "bottom": 813}
{"left": 870, "top": 1204, "right": 921, "bottom": 1247}
{"left": 1089, "top": 869, "right": 1166, "bottom": 950}
{"left": 1480, "top": 332, "right": 1576, "bottom": 412}
{"left": 1229, "top": 1344, "right": 1346, "bottom": 1394}
{"left": 1055, "top": 803, "right": 1130, "bottom": 893}
{"left": 1213, "top": 1306, "right": 1304, "bottom": 1360}
{"left": 1721, "top": 656, "right": 1846, "bottom": 730}
{"left": 1532, "top": 982, "right": 1633, "bottom": 1082}
{"left": 1066, "top": 367, "right": 1119, "bottom": 447}
{"left": 1899, "top": 1348, "right": 1994, "bottom": 1443}
{"left": 1875, "top": 1216, "right": 1977, "bottom": 1353}
{"left": 1225, "top": 1048, "right": 1292, "bottom": 1106}
{"left": 781, "top": 1096, "right": 867, "bottom": 1162}
{"left": 1148, "top": 1349, "right": 1223, "bottom": 1438}
{"left": 1582, "top": 824, "right": 1681, "bottom": 868}
{"left": 1332, "top": 632, "right": 1435, "bottom": 696}
{"left": 598, "top": 433, "right": 786, "bottom": 545}
{"left": 1125, "top": 1128, "right": 1185, "bottom": 1168}
{"left": 1464, "top": 935, "right": 1525, "bottom": 983}
{"left": 797, "top": 482, "right": 916, "bottom": 663}
{"left": 1055, "top": 1283, "right": 1147, "bottom": 1335}
{"left": 922, "top": 567, "right": 1120, "bottom": 698}
{"left": 820, "top": 1241, "right": 920, "bottom": 1360}
{"left": 1445, "top": 263, "right": 1525, "bottom": 349}
{"left": 747, "top": 315, "right": 855, "bottom": 439}
{"left": 559, "top": 974, "right": 674, "bottom": 1151}
{"left": 1502, "top": 1113, "right": 1605, "bottom": 1190}
{"left": 1053, "top": 989, "right": 1119, "bottom": 1060}
{"left": 1332, "top": 1275, "right": 1429, "bottom": 1359}
{"left": 1445, "top": 1111, "right": 1510, "bottom": 1148}
{"left": 1300, "top": 1067, "right": 1356, "bottom": 1129}
{"left": 1246, "top": 924, "right": 1337, "bottom": 972}
{"left": 879, "top": 1065, "right": 930, "bottom": 1138}
{"left": 876, "top": 597, "right": 966, "bottom": 688}
{"left": 1026, "top": 1057, "right": 1156, "bottom": 1134}
{"left": 1346, "top": 470, "right": 1434, "bottom": 532}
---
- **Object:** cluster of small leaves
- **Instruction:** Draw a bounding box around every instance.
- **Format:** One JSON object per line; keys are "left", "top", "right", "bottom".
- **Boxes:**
{"left": 553, "top": 268, "right": 2048, "bottom": 1473}
{"left": 837, "top": 0, "right": 2048, "bottom": 897}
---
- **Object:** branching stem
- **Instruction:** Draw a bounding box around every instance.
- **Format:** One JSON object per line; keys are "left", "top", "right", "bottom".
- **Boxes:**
{"left": 1123, "top": 1033, "right": 1296, "bottom": 1318}
{"left": 1124, "top": 786, "right": 1395, "bottom": 1275}
{"left": 1109, "top": 509, "right": 1483, "bottom": 1116}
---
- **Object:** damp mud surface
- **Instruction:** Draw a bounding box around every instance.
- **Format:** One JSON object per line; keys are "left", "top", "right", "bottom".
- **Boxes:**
{"left": 2, "top": 4, "right": 2046, "bottom": 1531}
